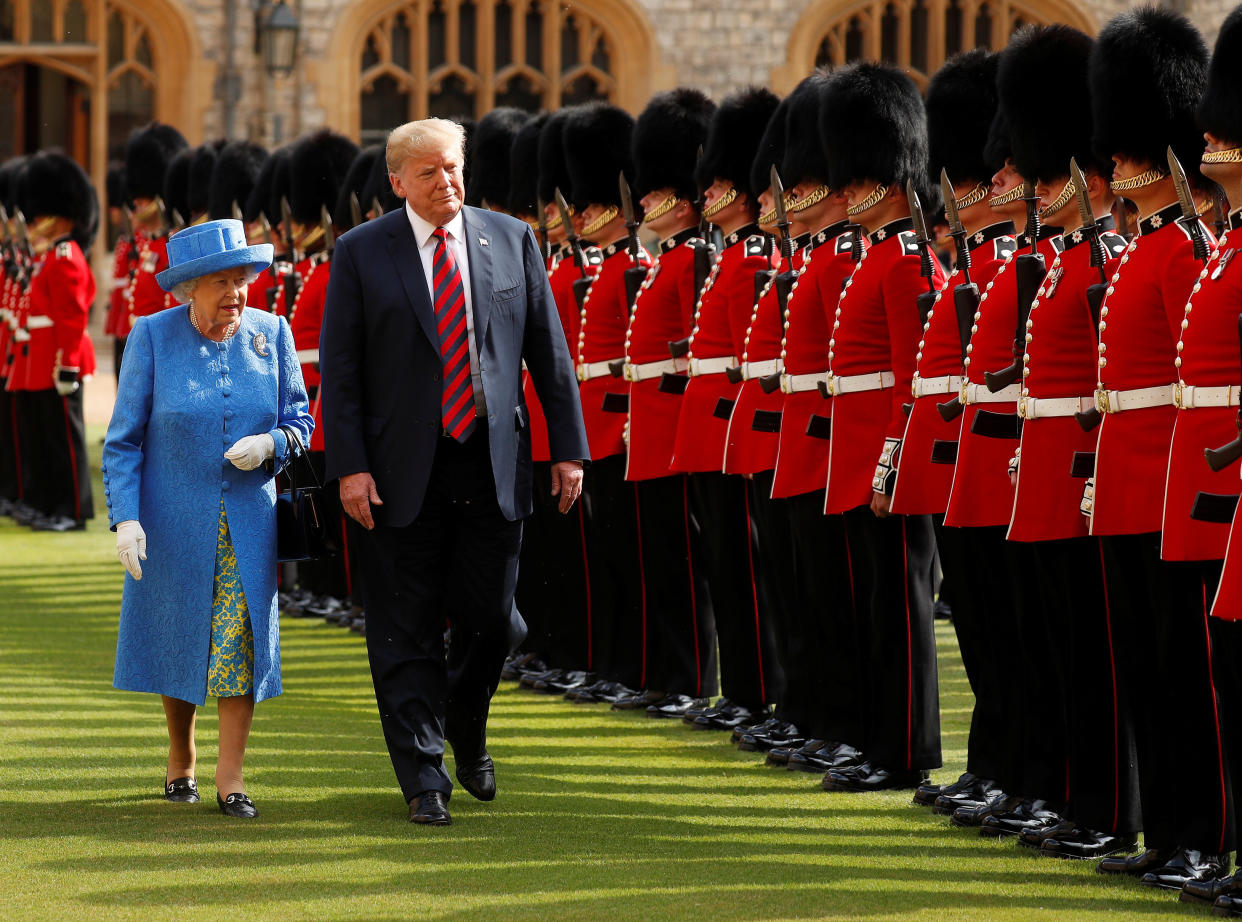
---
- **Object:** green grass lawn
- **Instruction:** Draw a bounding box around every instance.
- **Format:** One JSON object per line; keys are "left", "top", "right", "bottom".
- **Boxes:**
{"left": 0, "top": 430, "right": 1204, "bottom": 920}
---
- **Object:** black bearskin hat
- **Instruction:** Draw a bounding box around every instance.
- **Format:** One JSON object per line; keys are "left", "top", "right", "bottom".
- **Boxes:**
{"left": 21, "top": 151, "right": 99, "bottom": 249}
{"left": 124, "top": 122, "right": 187, "bottom": 201}
{"left": 927, "top": 49, "right": 1001, "bottom": 187}
{"left": 984, "top": 110, "right": 1013, "bottom": 174}
{"left": 537, "top": 108, "right": 576, "bottom": 206}
{"left": 781, "top": 71, "right": 833, "bottom": 189}
{"left": 564, "top": 103, "right": 635, "bottom": 211}
{"left": 162, "top": 147, "right": 193, "bottom": 224}
{"left": 189, "top": 140, "right": 225, "bottom": 217}
{"left": 289, "top": 129, "right": 360, "bottom": 226}
{"left": 998, "top": 26, "right": 1102, "bottom": 182}
{"left": 508, "top": 112, "right": 547, "bottom": 217}
{"left": 466, "top": 107, "right": 529, "bottom": 208}
{"left": 1199, "top": 4, "right": 1242, "bottom": 146}
{"left": 106, "top": 161, "right": 127, "bottom": 210}
{"left": 695, "top": 87, "right": 779, "bottom": 195}
{"left": 244, "top": 147, "right": 285, "bottom": 224}
{"left": 633, "top": 88, "right": 715, "bottom": 201}
{"left": 0, "top": 156, "right": 26, "bottom": 214}
{"left": 209, "top": 141, "right": 268, "bottom": 221}
{"left": 1089, "top": 6, "right": 1208, "bottom": 174}
{"left": 751, "top": 94, "right": 790, "bottom": 201}
{"left": 361, "top": 146, "right": 401, "bottom": 217}
{"left": 334, "top": 146, "right": 382, "bottom": 230}
{"left": 821, "top": 61, "right": 928, "bottom": 198}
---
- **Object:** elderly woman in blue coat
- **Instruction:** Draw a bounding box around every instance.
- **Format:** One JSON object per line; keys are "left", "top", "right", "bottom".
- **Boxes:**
{"left": 102, "top": 219, "right": 312, "bottom": 819}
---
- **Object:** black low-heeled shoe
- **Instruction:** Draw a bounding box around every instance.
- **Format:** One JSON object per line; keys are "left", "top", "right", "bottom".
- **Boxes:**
{"left": 164, "top": 776, "right": 200, "bottom": 803}
{"left": 217, "top": 791, "right": 258, "bottom": 818}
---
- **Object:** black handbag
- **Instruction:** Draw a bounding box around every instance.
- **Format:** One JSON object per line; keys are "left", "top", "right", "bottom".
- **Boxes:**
{"left": 275, "top": 427, "right": 333, "bottom": 562}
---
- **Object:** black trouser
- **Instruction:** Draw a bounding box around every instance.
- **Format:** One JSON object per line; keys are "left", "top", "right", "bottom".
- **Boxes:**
{"left": 360, "top": 428, "right": 525, "bottom": 802}
{"left": 1034, "top": 536, "right": 1139, "bottom": 834}
{"left": 514, "top": 459, "right": 591, "bottom": 670}
{"left": 0, "top": 383, "right": 17, "bottom": 504}
{"left": 788, "top": 489, "right": 860, "bottom": 743}
{"left": 294, "top": 450, "right": 351, "bottom": 600}
{"left": 842, "top": 506, "right": 940, "bottom": 771}
{"left": 580, "top": 453, "right": 644, "bottom": 689}
{"left": 687, "top": 471, "right": 780, "bottom": 711}
{"left": 1100, "top": 534, "right": 1232, "bottom": 854}
{"left": 1212, "top": 618, "right": 1242, "bottom": 844}
{"left": 634, "top": 473, "right": 718, "bottom": 698}
{"left": 24, "top": 387, "right": 92, "bottom": 521}
{"left": 750, "top": 471, "right": 802, "bottom": 729}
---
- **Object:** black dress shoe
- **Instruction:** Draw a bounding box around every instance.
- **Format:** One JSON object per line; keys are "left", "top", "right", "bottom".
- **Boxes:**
{"left": 1214, "top": 895, "right": 1242, "bottom": 917}
{"left": 789, "top": 740, "right": 861, "bottom": 773}
{"left": 737, "top": 721, "right": 801, "bottom": 753}
{"left": 455, "top": 753, "right": 496, "bottom": 802}
{"left": 1039, "top": 826, "right": 1137, "bottom": 860}
{"left": 682, "top": 697, "right": 732, "bottom": 724}
{"left": 980, "top": 799, "right": 1061, "bottom": 839}
{"left": 567, "top": 680, "right": 635, "bottom": 704}
{"left": 733, "top": 717, "right": 779, "bottom": 744}
{"left": 217, "top": 791, "right": 258, "bottom": 818}
{"left": 914, "top": 771, "right": 986, "bottom": 808}
{"left": 9, "top": 502, "right": 39, "bottom": 525}
{"left": 541, "top": 670, "right": 595, "bottom": 694}
{"left": 1140, "top": 848, "right": 1229, "bottom": 891}
{"left": 501, "top": 652, "right": 546, "bottom": 682}
{"left": 767, "top": 738, "right": 823, "bottom": 767}
{"left": 30, "top": 514, "right": 85, "bottom": 532}
{"left": 164, "top": 776, "right": 199, "bottom": 803}
{"left": 409, "top": 790, "right": 451, "bottom": 826}
{"left": 927, "top": 774, "right": 997, "bottom": 815}
{"left": 823, "top": 761, "right": 928, "bottom": 792}
{"left": 1183, "top": 874, "right": 1242, "bottom": 905}
{"left": 1097, "top": 846, "right": 1179, "bottom": 876}
{"left": 647, "top": 694, "right": 708, "bottom": 718}
{"left": 691, "top": 701, "right": 763, "bottom": 731}
{"left": 951, "top": 792, "right": 1020, "bottom": 828}
{"left": 519, "top": 667, "right": 564, "bottom": 690}
{"left": 612, "top": 689, "right": 665, "bottom": 710}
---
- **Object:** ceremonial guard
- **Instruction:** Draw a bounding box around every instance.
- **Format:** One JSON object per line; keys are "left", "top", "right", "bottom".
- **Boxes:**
{"left": 1000, "top": 26, "right": 1138, "bottom": 860}
{"left": 243, "top": 148, "right": 291, "bottom": 312}
{"left": 669, "top": 87, "right": 783, "bottom": 730}
{"left": 561, "top": 102, "right": 652, "bottom": 703}
{"left": 1083, "top": 8, "right": 1231, "bottom": 889}
{"left": 188, "top": 141, "right": 224, "bottom": 225}
{"left": 0, "top": 159, "right": 25, "bottom": 516}
{"left": 901, "top": 49, "right": 1015, "bottom": 813}
{"left": 208, "top": 141, "right": 267, "bottom": 225}
{"left": 14, "top": 152, "right": 98, "bottom": 531}
{"left": 610, "top": 88, "right": 719, "bottom": 713}
{"left": 819, "top": 62, "right": 945, "bottom": 791}
{"left": 104, "top": 164, "right": 133, "bottom": 378}
{"left": 336, "top": 146, "right": 383, "bottom": 233}
{"left": 465, "top": 107, "right": 528, "bottom": 212}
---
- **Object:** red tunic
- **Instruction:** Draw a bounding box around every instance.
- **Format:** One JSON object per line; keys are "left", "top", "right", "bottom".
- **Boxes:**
{"left": 1009, "top": 228, "right": 1126, "bottom": 541}
{"left": 944, "top": 232, "right": 1063, "bottom": 528}
{"left": 772, "top": 225, "right": 860, "bottom": 499}
{"left": 893, "top": 224, "right": 1015, "bottom": 515}
{"left": 4, "top": 260, "right": 33, "bottom": 392}
{"left": 24, "top": 239, "right": 96, "bottom": 391}
{"left": 1162, "top": 219, "right": 1242, "bottom": 561}
{"left": 577, "top": 239, "right": 651, "bottom": 462}
{"left": 127, "top": 235, "right": 173, "bottom": 327}
{"left": 825, "top": 218, "right": 945, "bottom": 514}
{"left": 288, "top": 251, "right": 330, "bottom": 451}
{"left": 671, "top": 226, "right": 773, "bottom": 473}
{"left": 1090, "top": 204, "right": 1210, "bottom": 536}
{"left": 106, "top": 236, "right": 134, "bottom": 339}
{"left": 624, "top": 228, "right": 698, "bottom": 481}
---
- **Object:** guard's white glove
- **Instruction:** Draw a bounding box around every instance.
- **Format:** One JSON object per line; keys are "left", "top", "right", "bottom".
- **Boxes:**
{"left": 224, "top": 433, "right": 275, "bottom": 471}
{"left": 116, "top": 520, "right": 146, "bottom": 581}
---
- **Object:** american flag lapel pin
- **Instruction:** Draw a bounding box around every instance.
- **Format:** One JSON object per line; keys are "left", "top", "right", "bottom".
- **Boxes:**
{"left": 479, "top": 237, "right": 489, "bottom": 246}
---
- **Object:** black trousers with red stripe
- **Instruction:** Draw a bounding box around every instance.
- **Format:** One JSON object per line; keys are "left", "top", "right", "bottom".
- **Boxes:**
{"left": 1034, "top": 536, "right": 1139, "bottom": 835}
{"left": 750, "top": 471, "right": 799, "bottom": 725}
{"left": 787, "top": 490, "right": 860, "bottom": 744}
{"left": 24, "top": 387, "right": 92, "bottom": 521}
{"left": 0, "top": 383, "right": 18, "bottom": 504}
{"left": 633, "top": 473, "right": 717, "bottom": 698}
{"left": 687, "top": 471, "right": 781, "bottom": 711}
{"left": 1101, "top": 533, "right": 1232, "bottom": 853}
{"left": 514, "top": 460, "right": 592, "bottom": 670}
{"left": 843, "top": 506, "right": 940, "bottom": 771}
{"left": 580, "top": 453, "right": 644, "bottom": 689}
{"left": 1211, "top": 617, "right": 1242, "bottom": 843}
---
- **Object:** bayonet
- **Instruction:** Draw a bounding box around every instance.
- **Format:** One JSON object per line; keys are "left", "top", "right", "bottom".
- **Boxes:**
{"left": 170, "top": 208, "right": 186, "bottom": 234}
{"left": 1212, "top": 184, "right": 1230, "bottom": 239}
{"left": 555, "top": 187, "right": 593, "bottom": 309}
{"left": 535, "top": 195, "right": 549, "bottom": 259}
{"left": 231, "top": 200, "right": 244, "bottom": 223}
{"left": 907, "top": 180, "right": 939, "bottom": 327}
{"left": 941, "top": 169, "right": 971, "bottom": 284}
{"left": 1069, "top": 157, "right": 1112, "bottom": 432}
{"left": 1169, "top": 146, "right": 1211, "bottom": 264}
{"left": 935, "top": 170, "right": 982, "bottom": 423}
{"left": 371, "top": 195, "right": 384, "bottom": 218}
{"left": 350, "top": 191, "right": 363, "bottom": 229}
{"left": 984, "top": 177, "right": 1047, "bottom": 393}
{"left": 154, "top": 195, "right": 170, "bottom": 238}
{"left": 771, "top": 166, "right": 794, "bottom": 265}
{"left": 320, "top": 204, "right": 335, "bottom": 255}
{"left": 280, "top": 196, "right": 297, "bottom": 262}
{"left": 619, "top": 172, "right": 647, "bottom": 312}
{"left": 694, "top": 144, "right": 708, "bottom": 239}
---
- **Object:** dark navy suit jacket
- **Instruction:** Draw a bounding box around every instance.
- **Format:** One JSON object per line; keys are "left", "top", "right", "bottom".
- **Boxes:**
{"left": 319, "top": 205, "right": 589, "bottom": 525}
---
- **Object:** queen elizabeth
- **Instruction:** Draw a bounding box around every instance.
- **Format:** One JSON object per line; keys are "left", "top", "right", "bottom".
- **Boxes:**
{"left": 103, "top": 219, "right": 313, "bottom": 818}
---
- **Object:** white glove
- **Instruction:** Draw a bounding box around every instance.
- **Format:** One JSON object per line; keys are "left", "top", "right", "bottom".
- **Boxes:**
{"left": 224, "top": 433, "right": 275, "bottom": 471}
{"left": 116, "top": 520, "right": 146, "bottom": 581}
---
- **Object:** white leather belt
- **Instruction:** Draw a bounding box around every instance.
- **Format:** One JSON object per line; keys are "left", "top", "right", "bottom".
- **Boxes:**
{"left": 111, "top": 276, "right": 128, "bottom": 291}
{"left": 1174, "top": 383, "right": 1241, "bottom": 409}
{"left": 623, "top": 357, "right": 686, "bottom": 382}
{"left": 577, "top": 359, "right": 623, "bottom": 382}
{"left": 741, "top": 358, "right": 781, "bottom": 380}
{"left": 688, "top": 355, "right": 738, "bottom": 377}
{"left": 1018, "top": 395, "right": 1096, "bottom": 419}
{"left": 911, "top": 374, "right": 962, "bottom": 398}
{"left": 961, "top": 381, "right": 1020, "bottom": 404}
{"left": 828, "top": 370, "right": 896, "bottom": 396}
{"left": 1095, "top": 383, "right": 1175, "bottom": 414}
{"left": 25, "top": 315, "right": 52, "bottom": 330}
{"left": 296, "top": 348, "right": 319, "bottom": 364}
{"left": 781, "top": 371, "right": 827, "bottom": 394}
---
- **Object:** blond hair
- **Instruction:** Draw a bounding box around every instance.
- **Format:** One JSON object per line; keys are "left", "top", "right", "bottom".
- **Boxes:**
{"left": 385, "top": 118, "right": 467, "bottom": 173}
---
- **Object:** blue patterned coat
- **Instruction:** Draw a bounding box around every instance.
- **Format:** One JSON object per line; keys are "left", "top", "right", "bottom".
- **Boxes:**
{"left": 103, "top": 306, "right": 313, "bottom": 705}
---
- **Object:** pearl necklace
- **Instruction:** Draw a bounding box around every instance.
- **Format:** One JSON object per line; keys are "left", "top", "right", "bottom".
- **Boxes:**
{"left": 188, "top": 303, "right": 238, "bottom": 341}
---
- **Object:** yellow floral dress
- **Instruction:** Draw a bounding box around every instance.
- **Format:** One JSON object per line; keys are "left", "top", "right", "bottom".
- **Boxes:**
{"left": 207, "top": 499, "right": 255, "bottom": 697}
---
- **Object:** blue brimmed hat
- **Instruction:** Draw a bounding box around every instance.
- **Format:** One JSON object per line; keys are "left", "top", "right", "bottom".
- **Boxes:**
{"left": 155, "top": 219, "right": 274, "bottom": 293}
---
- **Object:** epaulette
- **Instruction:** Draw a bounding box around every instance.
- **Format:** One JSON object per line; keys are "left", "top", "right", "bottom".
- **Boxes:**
{"left": 583, "top": 245, "right": 604, "bottom": 268}
{"left": 745, "top": 234, "right": 767, "bottom": 257}
{"left": 835, "top": 233, "right": 855, "bottom": 256}
{"left": 801, "top": 243, "right": 814, "bottom": 262}
{"left": 994, "top": 238, "right": 1018, "bottom": 261}
{"left": 55, "top": 241, "right": 73, "bottom": 260}
{"left": 1100, "top": 231, "right": 1127, "bottom": 256}
{"left": 898, "top": 229, "right": 920, "bottom": 255}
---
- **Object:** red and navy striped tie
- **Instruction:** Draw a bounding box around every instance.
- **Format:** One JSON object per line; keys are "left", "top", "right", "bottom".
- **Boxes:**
{"left": 431, "top": 227, "right": 476, "bottom": 442}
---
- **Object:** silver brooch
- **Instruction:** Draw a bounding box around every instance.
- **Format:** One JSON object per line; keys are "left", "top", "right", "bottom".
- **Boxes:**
{"left": 252, "top": 332, "right": 269, "bottom": 357}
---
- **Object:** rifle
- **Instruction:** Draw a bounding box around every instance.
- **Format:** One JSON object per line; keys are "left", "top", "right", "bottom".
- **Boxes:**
{"left": 555, "top": 188, "right": 593, "bottom": 311}
{"left": 1064, "top": 158, "right": 1114, "bottom": 431}
{"left": 984, "top": 178, "right": 1046, "bottom": 392}
{"left": 936, "top": 170, "right": 980, "bottom": 422}
{"left": 619, "top": 171, "right": 648, "bottom": 311}
{"left": 769, "top": 165, "right": 799, "bottom": 313}
{"left": 320, "top": 204, "right": 336, "bottom": 257}
{"left": 1212, "top": 183, "right": 1230, "bottom": 239}
{"left": 690, "top": 145, "right": 715, "bottom": 304}
{"left": 536, "top": 195, "right": 550, "bottom": 260}
{"left": 907, "top": 180, "right": 940, "bottom": 328}
{"left": 1206, "top": 314, "right": 1242, "bottom": 471}
{"left": 279, "top": 196, "right": 302, "bottom": 310}
{"left": 350, "top": 191, "right": 363, "bottom": 230}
